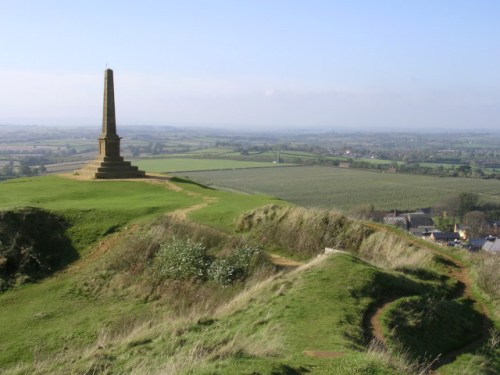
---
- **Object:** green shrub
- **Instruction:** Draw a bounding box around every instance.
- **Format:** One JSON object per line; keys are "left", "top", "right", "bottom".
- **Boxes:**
{"left": 152, "top": 238, "right": 210, "bottom": 281}
{"left": 208, "top": 244, "right": 264, "bottom": 285}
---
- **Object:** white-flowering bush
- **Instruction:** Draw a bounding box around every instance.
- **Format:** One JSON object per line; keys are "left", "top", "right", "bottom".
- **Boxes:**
{"left": 152, "top": 239, "right": 265, "bottom": 286}
{"left": 208, "top": 245, "right": 262, "bottom": 285}
{"left": 153, "top": 238, "right": 210, "bottom": 280}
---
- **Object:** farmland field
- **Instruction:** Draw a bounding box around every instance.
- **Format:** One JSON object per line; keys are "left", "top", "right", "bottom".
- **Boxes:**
{"left": 181, "top": 165, "right": 500, "bottom": 211}
{"left": 134, "top": 158, "right": 283, "bottom": 172}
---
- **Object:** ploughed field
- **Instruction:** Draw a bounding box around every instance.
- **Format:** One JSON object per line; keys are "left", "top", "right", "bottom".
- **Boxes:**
{"left": 180, "top": 165, "right": 500, "bottom": 211}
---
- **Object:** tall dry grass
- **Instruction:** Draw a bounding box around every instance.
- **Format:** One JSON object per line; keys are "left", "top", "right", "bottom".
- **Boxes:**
{"left": 238, "top": 205, "right": 433, "bottom": 272}
{"left": 72, "top": 213, "right": 276, "bottom": 314}
{"left": 4, "top": 272, "right": 285, "bottom": 375}
{"left": 357, "top": 231, "right": 433, "bottom": 271}
{"left": 365, "top": 339, "right": 437, "bottom": 375}
{"left": 237, "top": 205, "right": 372, "bottom": 257}
{"left": 464, "top": 250, "right": 500, "bottom": 320}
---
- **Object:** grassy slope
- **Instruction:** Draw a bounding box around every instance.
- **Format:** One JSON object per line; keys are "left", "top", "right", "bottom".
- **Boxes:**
{"left": 171, "top": 254, "right": 411, "bottom": 375}
{"left": 0, "top": 175, "right": 285, "bottom": 370}
{"left": 0, "top": 175, "right": 497, "bottom": 374}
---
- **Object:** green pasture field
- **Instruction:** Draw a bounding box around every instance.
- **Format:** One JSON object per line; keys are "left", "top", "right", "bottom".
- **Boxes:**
{"left": 187, "top": 147, "right": 234, "bottom": 155}
{"left": 173, "top": 148, "right": 394, "bottom": 167}
{"left": 181, "top": 165, "right": 500, "bottom": 211}
{"left": 418, "top": 162, "right": 457, "bottom": 169}
{"left": 134, "top": 158, "right": 282, "bottom": 172}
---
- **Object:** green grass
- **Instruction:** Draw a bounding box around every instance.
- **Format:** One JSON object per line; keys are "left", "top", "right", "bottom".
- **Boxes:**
{"left": 0, "top": 174, "right": 285, "bottom": 371}
{"left": 381, "top": 296, "right": 484, "bottom": 360}
{"left": 0, "top": 175, "right": 203, "bottom": 252}
{"left": 134, "top": 157, "right": 283, "bottom": 172}
{"left": 0, "top": 275, "right": 148, "bottom": 367}
{"left": 184, "top": 253, "right": 396, "bottom": 374}
{"left": 0, "top": 252, "right": 426, "bottom": 374}
{"left": 0, "top": 174, "right": 496, "bottom": 374}
{"left": 172, "top": 178, "right": 288, "bottom": 231}
{"left": 0, "top": 175, "right": 195, "bottom": 213}
{"left": 181, "top": 165, "right": 500, "bottom": 211}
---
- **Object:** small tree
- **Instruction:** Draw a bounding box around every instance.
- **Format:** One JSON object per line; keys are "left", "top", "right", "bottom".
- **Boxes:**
{"left": 457, "top": 192, "right": 479, "bottom": 220}
{"left": 462, "top": 211, "right": 489, "bottom": 237}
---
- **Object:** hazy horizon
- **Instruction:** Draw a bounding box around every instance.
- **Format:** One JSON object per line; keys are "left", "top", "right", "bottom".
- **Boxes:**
{"left": 1, "top": 1, "right": 499, "bottom": 131}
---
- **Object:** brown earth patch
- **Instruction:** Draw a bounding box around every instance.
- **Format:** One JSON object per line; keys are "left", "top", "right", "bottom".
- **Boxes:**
{"left": 269, "top": 254, "right": 304, "bottom": 268}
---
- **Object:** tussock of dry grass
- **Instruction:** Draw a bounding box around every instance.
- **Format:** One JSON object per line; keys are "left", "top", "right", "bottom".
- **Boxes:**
{"left": 366, "top": 339, "right": 436, "bottom": 375}
{"left": 74, "top": 214, "right": 275, "bottom": 315}
{"left": 214, "top": 274, "right": 278, "bottom": 318}
{"left": 469, "top": 252, "right": 499, "bottom": 298}
{"left": 237, "top": 205, "right": 372, "bottom": 257}
{"left": 238, "top": 205, "right": 433, "bottom": 273}
{"left": 3, "top": 273, "right": 285, "bottom": 375}
{"left": 358, "top": 232, "right": 433, "bottom": 271}
{"left": 465, "top": 251, "right": 500, "bottom": 319}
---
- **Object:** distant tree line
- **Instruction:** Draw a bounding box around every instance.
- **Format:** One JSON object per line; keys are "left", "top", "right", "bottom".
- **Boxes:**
{"left": 0, "top": 160, "right": 46, "bottom": 179}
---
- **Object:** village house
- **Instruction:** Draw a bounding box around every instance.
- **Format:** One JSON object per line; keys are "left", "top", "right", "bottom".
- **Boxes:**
{"left": 404, "top": 211, "right": 434, "bottom": 229}
{"left": 468, "top": 238, "right": 487, "bottom": 251}
{"left": 410, "top": 225, "right": 439, "bottom": 238}
{"left": 384, "top": 208, "right": 438, "bottom": 236}
{"left": 482, "top": 236, "right": 500, "bottom": 253}
{"left": 430, "top": 232, "right": 460, "bottom": 243}
{"left": 383, "top": 216, "right": 407, "bottom": 230}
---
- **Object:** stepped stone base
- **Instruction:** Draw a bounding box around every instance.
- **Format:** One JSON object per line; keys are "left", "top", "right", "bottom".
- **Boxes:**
{"left": 79, "top": 156, "right": 146, "bottom": 179}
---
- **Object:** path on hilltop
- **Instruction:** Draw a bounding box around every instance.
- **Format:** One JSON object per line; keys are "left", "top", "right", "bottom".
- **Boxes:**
{"left": 61, "top": 175, "right": 218, "bottom": 273}
{"left": 364, "top": 222, "right": 492, "bottom": 373}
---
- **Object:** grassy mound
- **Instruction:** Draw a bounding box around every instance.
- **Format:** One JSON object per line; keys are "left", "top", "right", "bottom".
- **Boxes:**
{"left": 0, "top": 250, "right": 431, "bottom": 375}
{"left": 382, "top": 296, "right": 484, "bottom": 360}
{"left": 236, "top": 205, "right": 492, "bottom": 369}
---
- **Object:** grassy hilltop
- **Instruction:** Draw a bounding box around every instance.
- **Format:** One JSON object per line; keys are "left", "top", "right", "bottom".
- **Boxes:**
{"left": 0, "top": 174, "right": 498, "bottom": 374}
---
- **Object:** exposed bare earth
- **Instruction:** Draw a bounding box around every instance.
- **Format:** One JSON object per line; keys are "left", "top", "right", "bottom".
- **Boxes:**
{"left": 269, "top": 254, "right": 304, "bottom": 268}
{"left": 364, "top": 223, "right": 492, "bottom": 373}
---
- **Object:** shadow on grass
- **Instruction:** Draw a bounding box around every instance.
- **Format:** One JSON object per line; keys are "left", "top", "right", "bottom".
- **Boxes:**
{"left": 170, "top": 176, "right": 215, "bottom": 190}
{"left": 0, "top": 207, "right": 78, "bottom": 291}
{"left": 270, "top": 364, "right": 310, "bottom": 375}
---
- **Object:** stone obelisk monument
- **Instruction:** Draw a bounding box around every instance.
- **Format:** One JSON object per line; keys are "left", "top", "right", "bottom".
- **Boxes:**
{"left": 80, "top": 69, "right": 145, "bottom": 179}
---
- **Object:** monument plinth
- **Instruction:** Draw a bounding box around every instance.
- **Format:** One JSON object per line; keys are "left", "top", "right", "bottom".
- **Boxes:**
{"left": 80, "top": 69, "right": 145, "bottom": 179}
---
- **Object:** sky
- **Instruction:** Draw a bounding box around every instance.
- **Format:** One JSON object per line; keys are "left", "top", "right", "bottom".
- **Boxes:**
{"left": 1, "top": 0, "right": 499, "bottom": 131}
